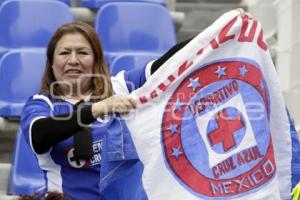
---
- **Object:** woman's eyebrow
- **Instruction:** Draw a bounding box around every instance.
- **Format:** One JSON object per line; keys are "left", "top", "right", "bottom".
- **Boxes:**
{"left": 77, "top": 47, "right": 92, "bottom": 51}
{"left": 57, "top": 47, "right": 92, "bottom": 51}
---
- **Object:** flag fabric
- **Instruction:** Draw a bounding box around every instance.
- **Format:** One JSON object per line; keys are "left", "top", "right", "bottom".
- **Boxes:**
{"left": 100, "top": 10, "right": 300, "bottom": 200}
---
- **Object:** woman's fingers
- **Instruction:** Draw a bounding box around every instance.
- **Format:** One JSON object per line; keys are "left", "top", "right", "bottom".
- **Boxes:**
{"left": 244, "top": 12, "right": 252, "bottom": 18}
{"left": 109, "top": 95, "right": 136, "bottom": 114}
{"left": 127, "top": 97, "right": 137, "bottom": 109}
{"left": 92, "top": 95, "right": 137, "bottom": 118}
{"left": 236, "top": 8, "right": 252, "bottom": 18}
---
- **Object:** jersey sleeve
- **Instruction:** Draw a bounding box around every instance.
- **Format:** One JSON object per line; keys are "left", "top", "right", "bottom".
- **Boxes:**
{"left": 21, "top": 94, "right": 53, "bottom": 152}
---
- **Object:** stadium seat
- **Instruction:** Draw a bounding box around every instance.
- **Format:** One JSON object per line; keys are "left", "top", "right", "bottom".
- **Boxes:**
{"left": 57, "top": 0, "right": 71, "bottom": 5}
{"left": 110, "top": 53, "right": 160, "bottom": 75}
{"left": 7, "top": 129, "right": 46, "bottom": 195}
{"left": 0, "top": 49, "right": 46, "bottom": 118}
{"left": 94, "top": 2, "right": 176, "bottom": 65}
{"left": 0, "top": 0, "right": 71, "bottom": 6}
{"left": 0, "top": 0, "right": 74, "bottom": 57}
{"left": 78, "top": 0, "right": 166, "bottom": 8}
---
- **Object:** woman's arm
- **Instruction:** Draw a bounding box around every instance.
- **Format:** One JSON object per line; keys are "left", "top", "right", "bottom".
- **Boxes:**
{"left": 120, "top": 38, "right": 192, "bottom": 93}
{"left": 31, "top": 95, "right": 135, "bottom": 154}
{"left": 151, "top": 38, "right": 192, "bottom": 74}
{"left": 32, "top": 104, "right": 94, "bottom": 154}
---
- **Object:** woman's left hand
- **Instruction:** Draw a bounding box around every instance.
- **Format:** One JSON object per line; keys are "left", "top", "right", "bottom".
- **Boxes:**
{"left": 236, "top": 8, "right": 252, "bottom": 18}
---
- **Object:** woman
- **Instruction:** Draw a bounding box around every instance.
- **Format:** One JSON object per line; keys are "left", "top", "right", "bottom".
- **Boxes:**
{"left": 20, "top": 22, "right": 190, "bottom": 200}
{"left": 21, "top": 9, "right": 250, "bottom": 200}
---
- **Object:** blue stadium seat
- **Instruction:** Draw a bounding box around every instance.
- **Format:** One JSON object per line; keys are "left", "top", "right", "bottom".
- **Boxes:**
{"left": 78, "top": 0, "right": 166, "bottom": 8}
{"left": 7, "top": 129, "right": 46, "bottom": 195}
{"left": 110, "top": 53, "right": 160, "bottom": 75}
{"left": 0, "top": 0, "right": 74, "bottom": 57}
{"left": 0, "top": 49, "right": 46, "bottom": 117}
{"left": 95, "top": 2, "right": 176, "bottom": 65}
{"left": 57, "top": 0, "right": 71, "bottom": 5}
{"left": 0, "top": 0, "right": 71, "bottom": 6}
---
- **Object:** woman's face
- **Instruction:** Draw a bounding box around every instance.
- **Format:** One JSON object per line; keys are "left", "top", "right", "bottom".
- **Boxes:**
{"left": 52, "top": 32, "right": 95, "bottom": 96}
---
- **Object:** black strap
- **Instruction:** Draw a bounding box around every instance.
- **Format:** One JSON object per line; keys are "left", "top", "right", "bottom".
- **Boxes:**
{"left": 73, "top": 100, "right": 94, "bottom": 159}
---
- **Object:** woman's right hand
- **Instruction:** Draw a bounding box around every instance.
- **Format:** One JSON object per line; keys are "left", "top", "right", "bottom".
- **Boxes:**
{"left": 92, "top": 94, "right": 136, "bottom": 118}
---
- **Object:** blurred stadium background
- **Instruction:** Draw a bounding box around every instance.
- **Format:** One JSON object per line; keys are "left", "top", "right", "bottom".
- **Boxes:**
{"left": 0, "top": 0, "right": 299, "bottom": 199}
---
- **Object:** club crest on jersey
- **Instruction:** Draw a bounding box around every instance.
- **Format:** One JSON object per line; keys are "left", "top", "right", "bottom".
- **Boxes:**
{"left": 161, "top": 59, "right": 276, "bottom": 198}
{"left": 67, "top": 148, "right": 87, "bottom": 168}
{"left": 66, "top": 140, "right": 103, "bottom": 168}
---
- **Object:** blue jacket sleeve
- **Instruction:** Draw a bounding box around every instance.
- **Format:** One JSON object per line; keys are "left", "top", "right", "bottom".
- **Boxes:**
{"left": 123, "top": 64, "right": 147, "bottom": 93}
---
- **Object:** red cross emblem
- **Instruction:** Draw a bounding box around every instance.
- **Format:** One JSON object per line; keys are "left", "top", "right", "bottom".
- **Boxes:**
{"left": 208, "top": 109, "right": 244, "bottom": 152}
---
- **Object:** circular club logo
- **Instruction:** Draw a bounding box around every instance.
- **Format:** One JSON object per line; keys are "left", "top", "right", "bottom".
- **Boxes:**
{"left": 161, "top": 60, "right": 276, "bottom": 198}
{"left": 67, "top": 148, "right": 87, "bottom": 168}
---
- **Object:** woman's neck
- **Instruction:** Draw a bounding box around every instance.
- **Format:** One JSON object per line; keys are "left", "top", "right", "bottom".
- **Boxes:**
{"left": 66, "top": 91, "right": 91, "bottom": 100}
{"left": 61, "top": 85, "right": 91, "bottom": 100}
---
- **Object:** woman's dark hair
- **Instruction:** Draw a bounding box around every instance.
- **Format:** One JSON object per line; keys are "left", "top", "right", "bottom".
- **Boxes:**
{"left": 40, "top": 21, "right": 113, "bottom": 101}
